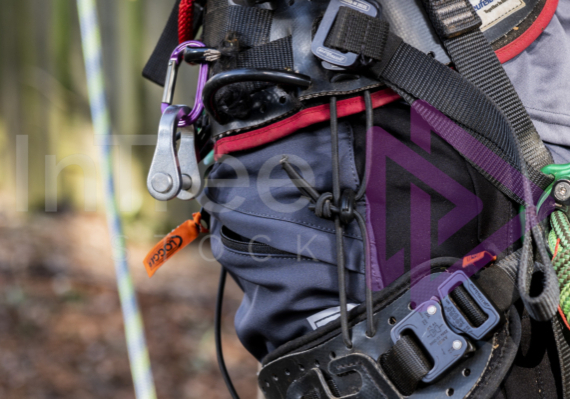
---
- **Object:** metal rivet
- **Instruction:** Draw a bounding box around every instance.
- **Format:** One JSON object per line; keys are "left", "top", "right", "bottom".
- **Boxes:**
{"left": 151, "top": 173, "right": 173, "bottom": 193}
{"left": 427, "top": 305, "right": 437, "bottom": 315}
{"left": 452, "top": 340, "right": 463, "bottom": 350}
{"left": 181, "top": 174, "right": 192, "bottom": 191}
{"left": 555, "top": 181, "right": 570, "bottom": 202}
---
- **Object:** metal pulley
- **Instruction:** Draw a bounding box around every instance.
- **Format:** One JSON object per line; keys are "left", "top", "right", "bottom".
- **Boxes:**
{"left": 148, "top": 40, "right": 212, "bottom": 201}
{"left": 147, "top": 105, "right": 202, "bottom": 201}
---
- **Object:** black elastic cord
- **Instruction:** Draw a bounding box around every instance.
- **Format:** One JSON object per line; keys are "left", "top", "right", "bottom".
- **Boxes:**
{"left": 359, "top": 90, "right": 375, "bottom": 338}
{"left": 330, "top": 96, "right": 353, "bottom": 349}
{"left": 281, "top": 91, "right": 376, "bottom": 342}
{"left": 215, "top": 267, "right": 241, "bottom": 399}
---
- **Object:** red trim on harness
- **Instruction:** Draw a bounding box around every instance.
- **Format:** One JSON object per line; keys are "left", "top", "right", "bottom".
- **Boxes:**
{"left": 212, "top": 0, "right": 557, "bottom": 156}
{"left": 178, "top": 0, "right": 194, "bottom": 43}
{"left": 214, "top": 89, "right": 401, "bottom": 158}
{"left": 496, "top": 0, "right": 558, "bottom": 63}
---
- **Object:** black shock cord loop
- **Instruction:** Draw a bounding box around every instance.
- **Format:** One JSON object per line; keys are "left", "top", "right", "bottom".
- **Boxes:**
{"left": 281, "top": 90, "right": 376, "bottom": 346}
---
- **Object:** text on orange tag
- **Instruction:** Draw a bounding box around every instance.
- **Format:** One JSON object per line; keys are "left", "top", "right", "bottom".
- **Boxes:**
{"left": 143, "top": 213, "right": 206, "bottom": 278}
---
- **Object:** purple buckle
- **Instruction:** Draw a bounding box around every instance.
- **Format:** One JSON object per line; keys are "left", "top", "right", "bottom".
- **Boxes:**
{"left": 161, "top": 41, "right": 209, "bottom": 127}
{"left": 311, "top": 0, "right": 379, "bottom": 68}
{"left": 390, "top": 300, "right": 470, "bottom": 383}
{"left": 438, "top": 271, "right": 500, "bottom": 340}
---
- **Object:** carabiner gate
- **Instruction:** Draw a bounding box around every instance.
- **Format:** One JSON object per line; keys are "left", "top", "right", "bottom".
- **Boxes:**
{"left": 161, "top": 41, "right": 213, "bottom": 127}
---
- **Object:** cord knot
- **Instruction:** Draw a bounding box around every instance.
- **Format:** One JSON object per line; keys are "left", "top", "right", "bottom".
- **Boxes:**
{"left": 339, "top": 189, "right": 356, "bottom": 225}
{"left": 314, "top": 193, "right": 334, "bottom": 219}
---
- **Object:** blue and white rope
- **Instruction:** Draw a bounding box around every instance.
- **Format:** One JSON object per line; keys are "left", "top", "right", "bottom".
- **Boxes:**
{"left": 76, "top": 1, "right": 157, "bottom": 398}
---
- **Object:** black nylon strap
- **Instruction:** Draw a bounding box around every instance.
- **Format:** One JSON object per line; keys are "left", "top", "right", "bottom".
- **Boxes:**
{"left": 421, "top": 0, "right": 482, "bottom": 39}
{"left": 327, "top": 3, "right": 552, "bottom": 196}
{"left": 379, "top": 42, "right": 531, "bottom": 203}
{"left": 380, "top": 334, "right": 432, "bottom": 396}
{"left": 201, "top": 4, "right": 295, "bottom": 120}
{"left": 236, "top": 36, "right": 294, "bottom": 70}
{"left": 327, "top": 15, "right": 539, "bottom": 204}
{"left": 142, "top": 0, "right": 181, "bottom": 86}
{"left": 450, "top": 285, "right": 488, "bottom": 327}
{"left": 203, "top": 5, "right": 272, "bottom": 49}
{"left": 325, "top": 7, "right": 390, "bottom": 60}
{"left": 553, "top": 316, "right": 570, "bottom": 398}
{"left": 420, "top": 0, "right": 553, "bottom": 190}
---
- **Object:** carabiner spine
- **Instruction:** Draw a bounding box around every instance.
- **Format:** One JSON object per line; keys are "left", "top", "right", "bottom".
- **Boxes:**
{"left": 162, "top": 59, "right": 179, "bottom": 107}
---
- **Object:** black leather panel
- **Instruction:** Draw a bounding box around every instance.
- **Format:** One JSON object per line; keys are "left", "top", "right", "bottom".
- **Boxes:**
{"left": 259, "top": 272, "right": 511, "bottom": 399}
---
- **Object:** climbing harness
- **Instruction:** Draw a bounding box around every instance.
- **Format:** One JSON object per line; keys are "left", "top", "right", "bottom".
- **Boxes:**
{"left": 141, "top": 0, "right": 570, "bottom": 398}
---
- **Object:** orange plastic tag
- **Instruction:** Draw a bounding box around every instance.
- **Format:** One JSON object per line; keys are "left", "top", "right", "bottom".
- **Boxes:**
{"left": 143, "top": 213, "right": 206, "bottom": 278}
{"left": 462, "top": 251, "right": 496, "bottom": 269}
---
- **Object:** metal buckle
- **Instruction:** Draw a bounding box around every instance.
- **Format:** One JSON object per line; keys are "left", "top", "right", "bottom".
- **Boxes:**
{"left": 438, "top": 271, "right": 500, "bottom": 340}
{"left": 147, "top": 105, "right": 202, "bottom": 201}
{"left": 311, "top": 0, "right": 379, "bottom": 69}
{"left": 390, "top": 300, "right": 470, "bottom": 383}
{"left": 161, "top": 41, "right": 210, "bottom": 127}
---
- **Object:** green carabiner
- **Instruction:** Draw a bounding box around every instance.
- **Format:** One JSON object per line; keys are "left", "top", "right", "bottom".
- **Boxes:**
{"left": 520, "top": 163, "right": 570, "bottom": 242}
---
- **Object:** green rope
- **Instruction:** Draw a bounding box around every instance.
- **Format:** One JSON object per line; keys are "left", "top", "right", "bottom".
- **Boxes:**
{"left": 550, "top": 209, "right": 570, "bottom": 320}
{"left": 76, "top": 1, "right": 157, "bottom": 398}
{"left": 552, "top": 210, "right": 570, "bottom": 249}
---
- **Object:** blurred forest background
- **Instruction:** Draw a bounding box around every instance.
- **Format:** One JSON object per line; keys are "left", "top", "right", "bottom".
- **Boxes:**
{"left": 0, "top": 1, "right": 258, "bottom": 398}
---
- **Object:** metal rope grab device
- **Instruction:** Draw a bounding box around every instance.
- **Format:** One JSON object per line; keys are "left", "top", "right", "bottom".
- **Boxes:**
{"left": 82, "top": 0, "right": 570, "bottom": 397}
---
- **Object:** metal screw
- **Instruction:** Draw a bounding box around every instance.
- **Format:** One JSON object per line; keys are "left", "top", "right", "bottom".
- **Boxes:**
{"left": 554, "top": 181, "right": 570, "bottom": 202}
{"left": 427, "top": 305, "right": 437, "bottom": 315}
{"left": 181, "top": 174, "right": 193, "bottom": 191}
{"left": 151, "top": 173, "right": 173, "bottom": 193}
{"left": 452, "top": 340, "right": 463, "bottom": 350}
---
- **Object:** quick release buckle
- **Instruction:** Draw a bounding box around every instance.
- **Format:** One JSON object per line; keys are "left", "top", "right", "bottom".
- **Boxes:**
{"left": 438, "top": 271, "right": 500, "bottom": 340}
{"left": 390, "top": 271, "right": 500, "bottom": 383}
{"left": 311, "top": 0, "right": 379, "bottom": 68}
{"left": 390, "top": 300, "right": 470, "bottom": 383}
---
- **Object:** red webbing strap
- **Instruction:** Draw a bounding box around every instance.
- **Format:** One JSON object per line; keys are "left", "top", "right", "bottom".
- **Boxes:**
{"left": 178, "top": 0, "right": 194, "bottom": 43}
{"left": 214, "top": 88, "right": 401, "bottom": 159}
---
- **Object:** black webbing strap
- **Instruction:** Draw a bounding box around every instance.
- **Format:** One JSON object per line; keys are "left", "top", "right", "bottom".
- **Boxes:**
{"left": 421, "top": 0, "right": 554, "bottom": 191}
{"left": 553, "top": 316, "right": 570, "bottom": 398}
{"left": 450, "top": 285, "right": 488, "bottom": 327}
{"left": 142, "top": 0, "right": 181, "bottom": 86}
{"left": 216, "top": 36, "right": 294, "bottom": 100}
{"left": 421, "top": 0, "right": 482, "bottom": 39}
{"left": 327, "top": 9, "right": 530, "bottom": 204}
{"left": 481, "top": 247, "right": 558, "bottom": 322}
{"left": 326, "top": 6, "right": 553, "bottom": 198}
{"left": 380, "top": 334, "right": 432, "bottom": 396}
{"left": 143, "top": 1, "right": 294, "bottom": 92}
{"left": 381, "top": 44, "right": 532, "bottom": 204}
{"left": 325, "top": 7, "right": 390, "bottom": 60}
{"left": 203, "top": 5, "right": 272, "bottom": 49}
{"left": 236, "top": 36, "right": 293, "bottom": 70}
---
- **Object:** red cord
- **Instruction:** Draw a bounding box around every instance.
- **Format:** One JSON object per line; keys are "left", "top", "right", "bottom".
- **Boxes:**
{"left": 178, "top": 0, "right": 194, "bottom": 43}
{"left": 553, "top": 238, "right": 561, "bottom": 261}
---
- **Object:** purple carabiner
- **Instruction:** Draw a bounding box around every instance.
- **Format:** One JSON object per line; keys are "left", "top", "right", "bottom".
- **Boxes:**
{"left": 161, "top": 40, "right": 209, "bottom": 127}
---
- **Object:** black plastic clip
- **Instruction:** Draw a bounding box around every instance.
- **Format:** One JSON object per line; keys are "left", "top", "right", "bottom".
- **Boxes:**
{"left": 438, "top": 271, "right": 500, "bottom": 340}
{"left": 311, "top": 0, "right": 379, "bottom": 69}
